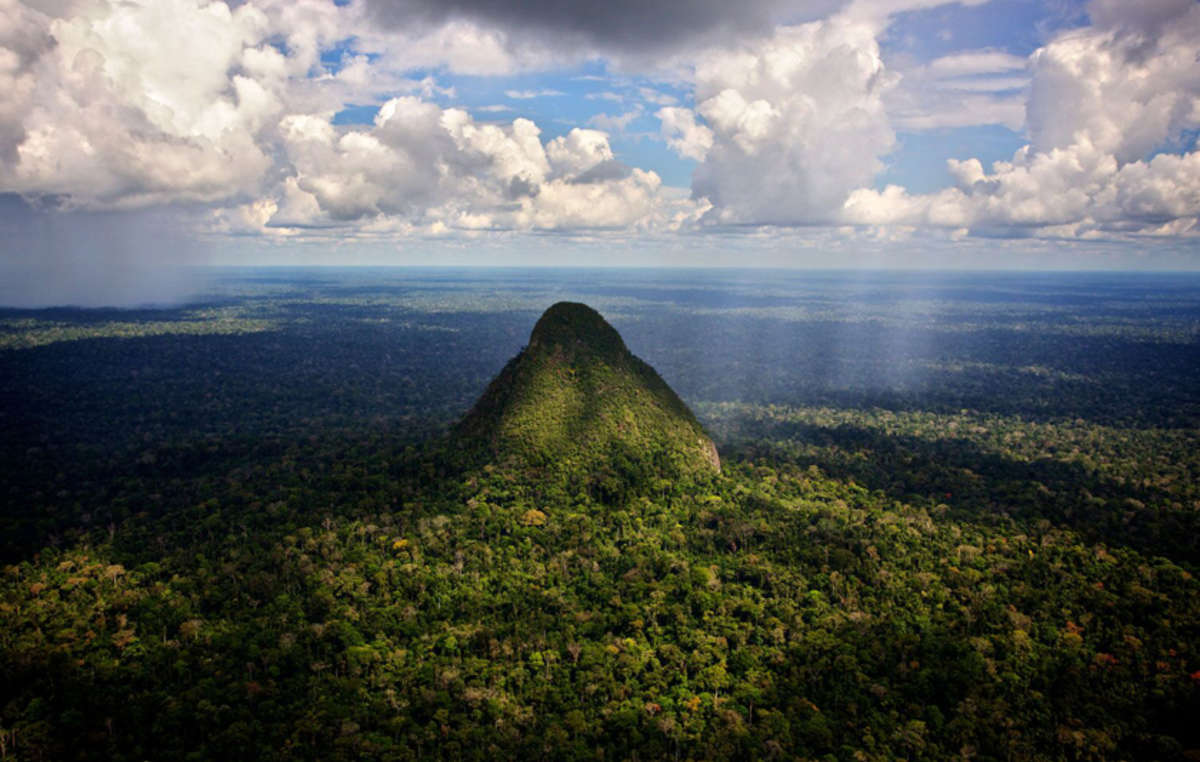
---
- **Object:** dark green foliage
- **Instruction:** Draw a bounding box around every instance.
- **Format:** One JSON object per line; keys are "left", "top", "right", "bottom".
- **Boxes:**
{"left": 1, "top": 270, "right": 1199, "bottom": 761}
{"left": 455, "top": 302, "right": 720, "bottom": 498}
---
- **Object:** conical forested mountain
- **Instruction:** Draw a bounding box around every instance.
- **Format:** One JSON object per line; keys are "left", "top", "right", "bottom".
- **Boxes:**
{"left": 456, "top": 302, "right": 718, "bottom": 497}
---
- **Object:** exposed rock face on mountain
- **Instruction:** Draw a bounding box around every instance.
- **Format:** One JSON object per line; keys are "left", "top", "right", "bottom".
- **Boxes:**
{"left": 456, "top": 302, "right": 719, "bottom": 494}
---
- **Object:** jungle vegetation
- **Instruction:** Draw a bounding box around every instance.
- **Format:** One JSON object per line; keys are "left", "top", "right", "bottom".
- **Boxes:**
{"left": 1, "top": 268, "right": 1198, "bottom": 761}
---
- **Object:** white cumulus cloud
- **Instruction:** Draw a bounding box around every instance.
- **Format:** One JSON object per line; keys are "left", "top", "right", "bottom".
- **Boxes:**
{"left": 684, "top": 18, "right": 897, "bottom": 224}
{"left": 844, "top": 0, "right": 1200, "bottom": 239}
{"left": 0, "top": 0, "right": 699, "bottom": 235}
{"left": 0, "top": 0, "right": 280, "bottom": 208}
{"left": 657, "top": 107, "right": 714, "bottom": 161}
{"left": 263, "top": 98, "right": 697, "bottom": 232}
{"left": 0, "top": 0, "right": 386, "bottom": 209}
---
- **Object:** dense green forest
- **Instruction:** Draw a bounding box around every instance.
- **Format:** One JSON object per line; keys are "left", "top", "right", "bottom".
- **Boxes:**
{"left": 1, "top": 269, "right": 1198, "bottom": 760}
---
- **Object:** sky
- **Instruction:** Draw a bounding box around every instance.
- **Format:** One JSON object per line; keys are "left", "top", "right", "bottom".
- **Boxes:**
{"left": 1, "top": 0, "right": 1200, "bottom": 304}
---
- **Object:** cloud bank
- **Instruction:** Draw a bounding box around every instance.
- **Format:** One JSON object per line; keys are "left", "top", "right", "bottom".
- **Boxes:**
{"left": 362, "top": 0, "right": 845, "bottom": 57}
{"left": 685, "top": 18, "right": 897, "bottom": 225}
{"left": 0, "top": 0, "right": 1196, "bottom": 293}
{"left": 245, "top": 101, "right": 698, "bottom": 233}
{"left": 843, "top": 0, "right": 1200, "bottom": 239}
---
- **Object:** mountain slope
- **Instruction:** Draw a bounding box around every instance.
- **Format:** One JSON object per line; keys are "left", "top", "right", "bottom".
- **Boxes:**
{"left": 456, "top": 302, "right": 719, "bottom": 494}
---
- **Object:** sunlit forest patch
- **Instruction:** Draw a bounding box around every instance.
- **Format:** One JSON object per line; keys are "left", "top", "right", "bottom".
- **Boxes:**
{"left": 0, "top": 311, "right": 278, "bottom": 350}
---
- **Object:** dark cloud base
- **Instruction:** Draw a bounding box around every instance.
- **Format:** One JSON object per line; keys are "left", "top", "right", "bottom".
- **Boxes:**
{"left": 365, "top": 0, "right": 844, "bottom": 54}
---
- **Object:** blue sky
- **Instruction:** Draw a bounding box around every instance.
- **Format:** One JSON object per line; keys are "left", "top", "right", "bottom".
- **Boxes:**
{"left": 328, "top": 60, "right": 702, "bottom": 186}
{"left": 1, "top": 0, "right": 1199, "bottom": 304}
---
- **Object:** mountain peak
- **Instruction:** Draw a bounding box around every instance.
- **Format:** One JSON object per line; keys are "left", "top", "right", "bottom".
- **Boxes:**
{"left": 456, "top": 303, "right": 719, "bottom": 498}
{"left": 524, "top": 301, "right": 629, "bottom": 363}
